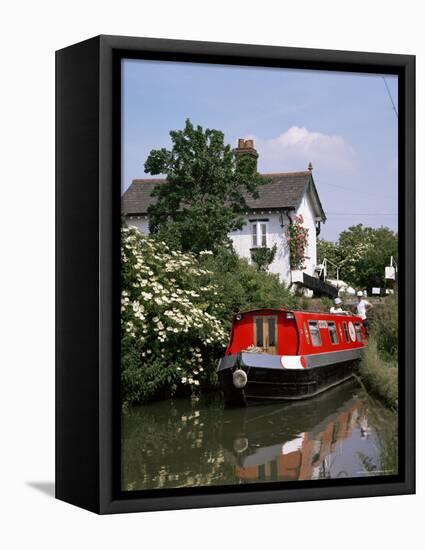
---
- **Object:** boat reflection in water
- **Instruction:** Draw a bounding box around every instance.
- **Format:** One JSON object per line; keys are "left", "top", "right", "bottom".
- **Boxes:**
{"left": 225, "top": 382, "right": 375, "bottom": 483}
{"left": 122, "top": 379, "right": 397, "bottom": 491}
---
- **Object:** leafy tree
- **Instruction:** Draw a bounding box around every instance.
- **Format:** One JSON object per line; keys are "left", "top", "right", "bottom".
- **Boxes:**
{"left": 144, "top": 119, "right": 270, "bottom": 253}
{"left": 317, "top": 224, "right": 398, "bottom": 289}
{"left": 317, "top": 239, "right": 342, "bottom": 278}
{"left": 350, "top": 226, "right": 398, "bottom": 289}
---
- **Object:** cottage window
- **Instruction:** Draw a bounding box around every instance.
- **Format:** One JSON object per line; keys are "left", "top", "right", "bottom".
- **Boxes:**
{"left": 328, "top": 322, "right": 339, "bottom": 344}
{"left": 308, "top": 321, "right": 322, "bottom": 347}
{"left": 251, "top": 221, "right": 267, "bottom": 248}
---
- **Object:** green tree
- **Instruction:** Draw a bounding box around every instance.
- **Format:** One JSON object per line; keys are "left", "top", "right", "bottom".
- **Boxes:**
{"left": 353, "top": 226, "right": 398, "bottom": 288}
{"left": 317, "top": 239, "right": 342, "bottom": 278}
{"left": 317, "top": 225, "right": 397, "bottom": 289}
{"left": 144, "top": 119, "right": 270, "bottom": 253}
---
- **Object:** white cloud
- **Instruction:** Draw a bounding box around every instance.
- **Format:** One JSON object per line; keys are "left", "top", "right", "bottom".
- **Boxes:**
{"left": 249, "top": 126, "right": 357, "bottom": 174}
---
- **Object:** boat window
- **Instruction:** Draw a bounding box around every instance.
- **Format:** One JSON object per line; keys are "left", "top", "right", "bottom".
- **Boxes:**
{"left": 328, "top": 322, "right": 339, "bottom": 344}
{"left": 354, "top": 322, "right": 363, "bottom": 342}
{"left": 268, "top": 318, "right": 276, "bottom": 346}
{"left": 255, "top": 318, "right": 264, "bottom": 346}
{"left": 308, "top": 321, "right": 322, "bottom": 346}
{"left": 342, "top": 321, "right": 350, "bottom": 343}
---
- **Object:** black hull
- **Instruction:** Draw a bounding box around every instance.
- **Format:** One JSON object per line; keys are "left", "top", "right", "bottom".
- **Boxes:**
{"left": 218, "top": 359, "right": 359, "bottom": 407}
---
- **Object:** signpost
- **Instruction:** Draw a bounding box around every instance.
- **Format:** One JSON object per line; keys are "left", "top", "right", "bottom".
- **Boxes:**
{"left": 385, "top": 256, "right": 398, "bottom": 281}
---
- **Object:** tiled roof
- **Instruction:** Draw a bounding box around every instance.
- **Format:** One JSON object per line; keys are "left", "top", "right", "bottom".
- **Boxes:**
{"left": 122, "top": 178, "right": 164, "bottom": 215}
{"left": 122, "top": 171, "right": 326, "bottom": 220}
{"left": 244, "top": 172, "right": 311, "bottom": 210}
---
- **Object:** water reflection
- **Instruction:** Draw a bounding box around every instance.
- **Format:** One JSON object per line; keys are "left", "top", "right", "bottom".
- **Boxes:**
{"left": 122, "top": 379, "right": 397, "bottom": 491}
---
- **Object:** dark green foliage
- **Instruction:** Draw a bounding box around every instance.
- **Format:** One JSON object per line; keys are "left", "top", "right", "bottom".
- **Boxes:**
{"left": 370, "top": 293, "right": 398, "bottom": 361}
{"left": 359, "top": 337, "right": 398, "bottom": 409}
{"left": 251, "top": 244, "right": 277, "bottom": 271}
{"left": 145, "top": 119, "right": 270, "bottom": 253}
{"left": 199, "top": 247, "right": 298, "bottom": 333}
{"left": 359, "top": 294, "right": 398, "bottom": 409}
{"left": 121, "top": 358, "right": 180, "bottom": 405}
{"left": 317, "top": 224, "right": 398, "bottom": 289}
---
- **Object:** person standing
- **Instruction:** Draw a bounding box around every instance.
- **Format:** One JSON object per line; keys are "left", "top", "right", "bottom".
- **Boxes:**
{"left": 330, "top": 297, "right": 346, "bottom": 314}
{"left": 356, "top": 291, "right": 373, "bottom": 335}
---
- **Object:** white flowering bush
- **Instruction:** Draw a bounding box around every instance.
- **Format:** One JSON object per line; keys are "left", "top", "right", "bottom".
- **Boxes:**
{"left": 121, "top": 225, "right": 227, "bottom": 405}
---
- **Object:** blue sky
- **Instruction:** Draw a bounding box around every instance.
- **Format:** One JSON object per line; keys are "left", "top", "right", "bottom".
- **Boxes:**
{"left": 122, "top": 59, "right": 398, "bottom": 241}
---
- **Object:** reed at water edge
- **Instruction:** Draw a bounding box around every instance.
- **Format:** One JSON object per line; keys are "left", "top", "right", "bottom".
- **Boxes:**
{"left": 358, "top": 294, "right": 398, "bottom": 410}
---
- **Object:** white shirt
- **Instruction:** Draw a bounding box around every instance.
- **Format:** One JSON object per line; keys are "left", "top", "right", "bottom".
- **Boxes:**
{"left": 330, "top": 306, "right": 344, "bottom": 314}
{"left": 356, "top": 299, "right": 370, "bottom": 320}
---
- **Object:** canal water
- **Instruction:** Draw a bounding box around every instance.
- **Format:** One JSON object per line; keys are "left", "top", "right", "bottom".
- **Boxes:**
{"left": 121, "top": 379, "right": 398, "bottom": 491}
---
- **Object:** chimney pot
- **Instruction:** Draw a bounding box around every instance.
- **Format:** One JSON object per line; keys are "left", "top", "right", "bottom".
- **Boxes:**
{"left": 234, "top": 137, "right": 259, "bottom": 170}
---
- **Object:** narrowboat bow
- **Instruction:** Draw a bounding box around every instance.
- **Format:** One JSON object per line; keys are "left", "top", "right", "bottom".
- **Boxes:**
{"left": 217, "top": 308, "right": 366, "bottom": 406}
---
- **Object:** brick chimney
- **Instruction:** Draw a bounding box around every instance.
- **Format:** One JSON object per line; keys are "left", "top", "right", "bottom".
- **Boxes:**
{"left": 234, "top": 138, "right": 259, "bottom": 169}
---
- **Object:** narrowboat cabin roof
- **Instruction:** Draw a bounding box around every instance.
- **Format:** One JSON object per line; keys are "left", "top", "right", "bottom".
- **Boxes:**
{"left": 232, "top": 307, "right": 365, "bottom": 319}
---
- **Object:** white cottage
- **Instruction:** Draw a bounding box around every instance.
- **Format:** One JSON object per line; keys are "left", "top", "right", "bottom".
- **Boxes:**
{"left": 122, "top": 139, "right": 335, "bottom": 297}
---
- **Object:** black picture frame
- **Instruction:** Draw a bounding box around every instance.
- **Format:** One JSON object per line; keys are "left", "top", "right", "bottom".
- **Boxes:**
{"left": 56, "top": 34, "right": 415, "bottom": 514}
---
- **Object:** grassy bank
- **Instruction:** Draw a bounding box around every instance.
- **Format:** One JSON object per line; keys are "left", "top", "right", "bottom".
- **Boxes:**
{"left": 358, "top": 336, "right": 398, "bottom": 409}
{"left": 358, "top": 294, "right": 398, "bottom": 409}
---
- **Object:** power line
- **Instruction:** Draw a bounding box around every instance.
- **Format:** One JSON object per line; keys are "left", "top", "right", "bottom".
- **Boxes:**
{"left": 382, "top": 76, "right": 398, "bottom": 118}
{"left": 326, "top": 212, "right": 397, "bottom": 216}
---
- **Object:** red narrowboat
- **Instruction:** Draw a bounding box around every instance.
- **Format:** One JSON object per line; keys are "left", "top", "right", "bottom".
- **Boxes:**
{"left": 217, "top": 308, "right": 366, "bottom": 406}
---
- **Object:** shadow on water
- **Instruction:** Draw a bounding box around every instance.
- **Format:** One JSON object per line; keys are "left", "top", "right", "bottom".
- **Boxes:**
{"left": 122, "top": 378, "right": 398, "bottom": 491}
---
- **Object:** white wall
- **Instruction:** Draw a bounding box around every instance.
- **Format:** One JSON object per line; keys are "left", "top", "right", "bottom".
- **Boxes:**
{"left": 129, "top": 211, "right": 295, "bottom": 284}
{"left": 128, "top": 213, "right": 293, "bottom": 282}
{"left": 128, "top": 194, "right": 317, "bottom": 285}
{"left": 229, "top": 213, "right": 292, "bottom": 283}
{"left": 127, "top": 215, "right": 150, "bottom": 235}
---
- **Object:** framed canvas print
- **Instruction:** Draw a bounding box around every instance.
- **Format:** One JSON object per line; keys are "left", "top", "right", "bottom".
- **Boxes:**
{"left": 56, "top": 35, "right": 415, "bottom": 514}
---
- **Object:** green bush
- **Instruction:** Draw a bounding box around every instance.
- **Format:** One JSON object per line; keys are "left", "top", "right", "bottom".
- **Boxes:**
{"left": 198, "top": 246, "right": 298, "bottom": 333}
{"left": 370, "top": 294, "right": 398, "bottom": 361}
{"left": 250, "top": 244, "right": 277, "bottom": 272}
{"left": 359, "top": 336, "right": 398, "bottom": 409}
{"left": 359, "top": 293, "right": 398, "bottom": 409}
{"left": 121, "top": 226, "right": 227, "bottom": 406}
{"left": 121, "top": 227, "right": 299, "bottom": 405}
